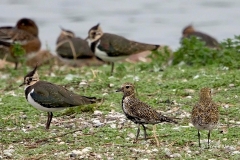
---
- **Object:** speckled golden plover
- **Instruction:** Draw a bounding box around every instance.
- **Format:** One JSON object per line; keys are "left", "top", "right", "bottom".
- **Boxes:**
{"left": 191, "top": 88, "right": 219, "bottom": 148}
{"left": 116, "top": 82, "right": 177, "bottom": 145}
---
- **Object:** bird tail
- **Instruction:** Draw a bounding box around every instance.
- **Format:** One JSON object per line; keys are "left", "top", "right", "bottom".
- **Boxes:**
{"left": 83, "top": 96, "right": 102, "bottom": 104}
{"left": 160, "top": 115, "right": 178, "bottom": 124}
{"left": 0, "top": 40, "right": 11, "bottom": 47}
{"left": 152, "top": 45, "right": 161, "bottom": 51}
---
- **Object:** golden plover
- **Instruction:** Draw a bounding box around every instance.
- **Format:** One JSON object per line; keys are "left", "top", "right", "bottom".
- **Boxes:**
{"left": 191, "top": 88, "right": 219, "bottom": 148}
{"left": 116, "top": 82, "right": 177, "bottom": 145}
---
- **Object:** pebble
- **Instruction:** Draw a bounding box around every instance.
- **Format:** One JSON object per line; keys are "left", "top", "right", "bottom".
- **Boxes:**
{"left": 186, "top": 150, "right": 192, "bottom": 154}
{"left": 64, "top": 74, "right": 75, "bottom": 81}
{"left": 96, "top": 154, "right": 102, "bottom": 159}
{"left": 133, "top": 76, "right": 140, "bottom": 81}
{"left": 185, "top": 89, "right": 195, "bottom": 93}
{"left": 170, "top": 153, "right": 182, "bottom": 158}
{"left": 82, "top": 147, "right": 92, "bottom": 153}
{"left": 232, "top": 151, "right": 240, "bottom": 155}
{"left": 152, "top": 148, "right": 158, "bottom": 152}
{"left": 102, "top": 93, "right": 108, "bottom": 96}
{"left": 223, "top": 104, "right": 229, "bottom": 109}
{"left": 72, "top": 150, "right": 82, "bottom": 155}
{"left": 128, "top": 133, "right": 135, "bottom": 139}
{"left": 146, "top": 150, "right": 151, "bottom": 154}
{"left": 229, "top": 84, "right": 235, "bottom": 87}
{"left": 69, "top": 153, "right": 77, "bottom": 158}
{"left": 224, "top": 146, "right": 236, "bottom": 151}
{"left": 92, "top": 119, "right": 104, "bottom": 127}
{"left": 109, "top": 83, "right": 114, "bottom": 87}
{"left": 50, "top": 73, "right": 56, "bottom": 77}
{"left": 79, "top": 80, "right": 88, "bottom": 87}
{"left": 110, "top": 124, "right": 116, "bottom": 128}
{"left": 236, "top": 121, "right": 240, "bottom": 125}
{"left": 93, "top": 110, "right": 103, "bottom": 116}
{"left": 3, "top": 149, "right": 14, "bottom": 157}
{"left": 164, "top": 148, "right": 171, "bottom": 156}
{"left": 193, "top": 75, "right": 199, "bottom": 79}
{"left": 59, "top": 142, "right": 65, "bottom": 145}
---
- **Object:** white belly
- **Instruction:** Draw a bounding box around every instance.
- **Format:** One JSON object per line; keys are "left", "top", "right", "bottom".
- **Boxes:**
{"left": 193, "top": 122, "right": 217, "bottom": 131}
{"left": 27, "top": 89, "right": 64, "bottom": 112}
{"left": 122, "top": 103, "right": 127, "bottom": 113}
{"left": 95, "top": 41, "right": 128, "bottom": 62}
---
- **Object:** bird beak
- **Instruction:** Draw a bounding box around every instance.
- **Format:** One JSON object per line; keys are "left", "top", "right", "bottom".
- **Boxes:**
{"left": 19, "top": 82, "right": 25, "bottom": 87}
{"left": 116, "top": 88, "right": 123, "bottom": 92}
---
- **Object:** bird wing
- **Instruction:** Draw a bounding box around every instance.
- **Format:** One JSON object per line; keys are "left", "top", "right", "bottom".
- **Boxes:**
{"left": 98, "top": 33, "right": 159, "bottom": 56}
{"left": 0, "top": 27, "right": 35, "bottom": 45}
{"left": 30, "top": 81, "right": 96, "bottom": 108}
{"left": 56, "top": 37, "right": 93, "bottom": 58}
{"left": 187, "top": 32, "right": 219, "bottom": 47}
{"left": 126, "top": 98, "right": 168, "bottom": 124}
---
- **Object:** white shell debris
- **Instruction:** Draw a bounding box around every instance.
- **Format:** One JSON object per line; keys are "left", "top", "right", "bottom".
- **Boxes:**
{"left": 79, "top": 80, "right": 88, "bottom": 87}
{"left": 164, "top": 148, "right": 171, "bottom": 156}
{"left": 92, "top": 119, "right": 104, "bottom": 127}
{"left": 93, "top": 110, "right": 103, "bottom": 116}
{"left": 128, "top": 133, "right": 135, "bottom": 139}
{"left": 64, "top": 74, "right": 75, "bottom": 81}
{"left": 109, "top": 83, "right": 114, "bottom": 87}
{"left": 3, "top": 149, "right": 14, "bottom": 157}
{"left": 82, "top": 147, "right": 92, "bottom": 154}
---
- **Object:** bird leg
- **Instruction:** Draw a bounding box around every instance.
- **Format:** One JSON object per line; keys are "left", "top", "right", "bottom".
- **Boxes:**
{"left": 153, "top": 125, "right": 160, "bottom": 147}
{"left": 207, "top": 130, "right": 211, "bottom": 149}
{"left": 198, "top": 130, "right": 201, "bottom": 148}
{"left": 14, "top": 62, "right": 18, "bottom": 70}
{"left": 134, "top": 124, "right": 141, "bottom": 142}
{"left": 46, "top": 112, "right": 53, "bottom": 129}
{"left": 110, "top": 62, "right": 114, "bottom": 76}
{"left": 142, "top": 124, "right": 147, "bottom": 141}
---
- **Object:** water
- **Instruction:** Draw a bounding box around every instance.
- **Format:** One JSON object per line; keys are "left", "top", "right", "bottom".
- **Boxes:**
{"left": 1, "top": 0, "right": 240, "bottom": 53}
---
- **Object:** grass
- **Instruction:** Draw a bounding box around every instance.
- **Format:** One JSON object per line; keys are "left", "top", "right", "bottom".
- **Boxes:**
{"left": 1, "top": 36, "right": 240, "bottom": 159}
{"left": 0, "top": 61, "right": 240, "bottom": 160}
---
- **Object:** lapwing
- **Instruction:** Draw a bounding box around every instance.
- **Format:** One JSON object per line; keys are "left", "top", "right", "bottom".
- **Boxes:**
{"left": 86, "top": 23, "right": 160, "bottom": 75}
{"left": 116, "top": 82, "right": 177, "bottom": 146}
{"left": 20, "top": 66, "right": 99, "bottom": 129}
{"left": 56, "top": 27, "right": 98, "bottom": 67}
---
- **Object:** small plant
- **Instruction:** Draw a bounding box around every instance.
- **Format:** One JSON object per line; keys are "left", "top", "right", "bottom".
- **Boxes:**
{"left": 148, "top": 46, "right": 173, "bottom": 70}
{"left": 172, "top": 36, "right": 240, "bottom": 69}
{"left": 12, "top": 43, "right": 26, "bottom": 64}
{"left": 173, "top": 36, "right": 214, "bottom": 66}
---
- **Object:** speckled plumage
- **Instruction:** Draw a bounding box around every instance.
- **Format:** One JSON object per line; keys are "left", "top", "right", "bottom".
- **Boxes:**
{"left": 20, "top": 66, "right": 99, "bottom": 129}
{"left": 191, "top": 88, "right": 219, "bottom": 148}
{"left": 87, "top": 24, "right": 160, "bottom": 75}
{"left": 116, "top": 82, "right": 177, "bottom": 142}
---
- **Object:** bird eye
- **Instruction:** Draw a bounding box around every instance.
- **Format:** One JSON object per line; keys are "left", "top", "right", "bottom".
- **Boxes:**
{"left": 126, "top": 86, "right": 129, "bottom": 89}
{"left": 29, "top": 77, "right": 32, "bottom": 81}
